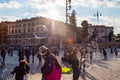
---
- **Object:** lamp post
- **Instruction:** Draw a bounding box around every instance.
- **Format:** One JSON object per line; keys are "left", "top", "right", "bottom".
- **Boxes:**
{"left": 94, "top": 10, "right": 102, "bottom": 43}
{"left": 66, "top": 0, "right": 71, "bottom": 23}
{"left": 94, "top": 10, "right": 102, "bottom": 25}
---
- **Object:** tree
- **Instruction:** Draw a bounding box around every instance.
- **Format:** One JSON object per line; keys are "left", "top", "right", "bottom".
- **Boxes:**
{"left": 81, "top": 20, "right": 89, "bottom": 43}
{"left": 117, "top": 34, "right": 120, "bottom": 38}
{"left": 108, "top": 30, "right": 113, "bottom": 42}
{"left": 115, "top": 33, "right": 120, "bottom": 42}
{"left": 89, "top": 28, "right": 97, "bottom": 42}
{"left": 69, "top": 10, "right": 77, "bottom": 27}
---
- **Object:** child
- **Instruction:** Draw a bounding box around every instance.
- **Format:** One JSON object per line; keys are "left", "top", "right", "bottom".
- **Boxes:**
{"left": 11, "top": 60, "right": 30, "bottom": 80}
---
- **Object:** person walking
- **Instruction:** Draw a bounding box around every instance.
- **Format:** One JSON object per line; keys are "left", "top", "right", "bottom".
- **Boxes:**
{"left": 0, "top": 47, "right": 6, "bottom": 65}
{"left": 68, "top": 47, "right": 80, "bottom": 80}
{"left": 114, "top": 48, "right": 118, "bottom": 58}
{"left": 89, "top": 51, "right": 93, "bottom": 64}
{"left": 11, "top": 60, "right": 29, "bottom": 80}
{"left": 31, "top": 48, "right": 36, "bottom": 63}
{"left": 19, "top": 60, "right": 30, "bottom": 74}
{"left": 110, "top": 47, "right": 113, "bottom": 54}
{"left": 8, "top": 47, "right": 13, "bottom": 56}
{"left": 24, "top": 47, "right": 31, "bottom": 63}
{"left": 39, "top": 46, "right": 61, "bottom": 80}
{"left": 37, "top": 50, "right": 42, "bottom": 68}
{"left": 102, "top": 48, "right": 107, "bottom": 60}
{"left": 18, "top": 48, "right": 24, "bottom": 62}
{"left": 80, "top": 47, "right": 88, "bottom": 72}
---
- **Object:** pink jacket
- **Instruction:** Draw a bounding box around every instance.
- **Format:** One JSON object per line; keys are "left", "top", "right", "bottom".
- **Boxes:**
{"left": 45, "top": 65, "right": 61, "bottom": 80}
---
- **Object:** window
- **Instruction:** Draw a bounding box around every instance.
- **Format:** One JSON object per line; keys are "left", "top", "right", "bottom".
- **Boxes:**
{"left": 28, "top": 23, "right": 31, "bottom": 26}
{"left": 28, "top": 28, "right": 30, "bottom": 32}
{"left": 12, "top": 25, "right": 14, "bottom": 28}
{"left": 15, "top": 29, "right": 18, "bottom": 33}
{"left": 101, "top": 29, "right": 103, "bottom": 32}
{"left": 9, "top": 26, "right": 11, "bottom": 29}
{"left": 11, "top": 40, "right": 14, "bottom": 44}
{"left": 19, "top": 40, "right": 20, "bottom": 43}
{"left": 36, "top": 22, "right": 39, "bottom": 25}
{"left": 19, "top": 29, "right": 21, "bottom": 33}
{"left": 15, "top": 25, "right": 18, "bottom": 28}
{"left": 12, "top": 30, "right": 14, "bottom": 34}
{"left": 19, "top": 24, "right": 21, "bottom": 27}
{"left": 32, "top": 23, "right": 35, "bottom": 26}
{"left": 23, "top": 29, "right": 25, "bottom": 33}
{"left": 7, "top": 40, "right": 9, "bottom": 44}
{"left": 23, "top": 23, "right": 26, "bottom": 27}
{"left": 32, "top": 28, "right": 34, "bottom": 32}
{"left": 31, "top": 39, "right": 35, "bottom": 44}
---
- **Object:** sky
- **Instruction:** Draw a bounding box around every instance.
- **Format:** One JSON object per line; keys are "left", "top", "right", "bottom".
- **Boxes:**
{"left": 0, "top": 0, "right": 120, "bottom": 35}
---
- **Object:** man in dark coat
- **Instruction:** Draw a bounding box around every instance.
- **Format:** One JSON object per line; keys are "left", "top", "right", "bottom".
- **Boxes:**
{"left": 18, "top": 48, "right": 24, "bottom": 62}
{"left": 24, "top": 47, "right": 31, "bottom": 63}
{"left": 11, "top": 61, "right": 27, "bottom": 80}
{"left": 68, "top": 47, "right": 80, "bottom": 80}
{"left": 0, "top": 47, "right": 6, "bottom": 65}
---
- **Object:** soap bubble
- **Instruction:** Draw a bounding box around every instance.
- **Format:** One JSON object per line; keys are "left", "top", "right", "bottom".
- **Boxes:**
{"left": 33, "top": 24, "right": 48, "bottom": 39}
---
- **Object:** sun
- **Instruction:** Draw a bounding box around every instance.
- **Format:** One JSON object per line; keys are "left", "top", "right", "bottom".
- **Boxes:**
{"left": 47, "top": 7, "right": 59, "bottom": 19}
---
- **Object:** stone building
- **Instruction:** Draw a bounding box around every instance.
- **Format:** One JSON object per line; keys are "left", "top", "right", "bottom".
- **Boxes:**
{"left": 0, "top": 22, "right": 8, "bottom": 46}
{"left": 0, "top": 17, "right": 77, "bottom": 48}
{"left": 88, "top": 25, "right": 114, "bottom": 43}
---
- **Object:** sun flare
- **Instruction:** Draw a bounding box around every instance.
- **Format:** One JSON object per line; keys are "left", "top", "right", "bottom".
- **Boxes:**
{"left": 47, "top": 8, "right": 59, "bottom": 19}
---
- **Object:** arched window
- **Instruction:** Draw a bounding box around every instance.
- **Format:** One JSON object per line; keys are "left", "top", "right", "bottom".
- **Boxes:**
{"left": 28, "top": 23, "right": 31, "bottom": 26}
{"left": 23, "top": 23, "right": 26, "bottom": 27}
{"left": 32, "top": 23, "right": 35, "bottom": 26}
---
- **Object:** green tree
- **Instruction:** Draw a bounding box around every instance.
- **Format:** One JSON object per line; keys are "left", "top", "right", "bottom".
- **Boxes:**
{"left": 81, "top": 20, "right": 89, "bottom": 43}
{"left": 108, "top": 30, "right": 113, "bottom": 42}
{"left": 69, "top": 10, "right": 77, "bottom": 27}
{"left": 89, "top": 28, "right": 97, "bottom": 42}
{"left": 116, "top": 33, "right": 120, "bottom": 42}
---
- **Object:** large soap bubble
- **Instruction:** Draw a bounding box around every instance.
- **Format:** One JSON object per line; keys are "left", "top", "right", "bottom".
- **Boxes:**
{"left": 33, "top": 24, "right": 48, "bottom": 39}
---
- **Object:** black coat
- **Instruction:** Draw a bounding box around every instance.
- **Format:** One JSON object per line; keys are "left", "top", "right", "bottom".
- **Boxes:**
{"left": 11, "top": 66, "right": 26, "bottom": 80}
{"left": 1, "top": 49, "right": 6, "bottom": 58}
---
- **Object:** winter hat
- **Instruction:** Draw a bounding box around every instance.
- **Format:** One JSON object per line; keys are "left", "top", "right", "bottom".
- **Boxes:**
{"left": 39, "top": 46, "right": 48, "bottom": 56}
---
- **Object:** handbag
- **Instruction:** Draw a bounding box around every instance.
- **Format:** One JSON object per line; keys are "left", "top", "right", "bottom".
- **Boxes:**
{"left": 62, "top": 67, "right": 71, "bottom": 74}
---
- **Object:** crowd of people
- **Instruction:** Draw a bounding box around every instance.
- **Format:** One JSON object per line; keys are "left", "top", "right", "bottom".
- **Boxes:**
{"left": 0, "top": 44, "right": 119, "bottom": 80}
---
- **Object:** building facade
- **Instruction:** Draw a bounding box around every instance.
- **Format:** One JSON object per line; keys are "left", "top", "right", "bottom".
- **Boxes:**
{"left": 2, "top": 17, "right": 76, "bottom": 48}
{"left": 0, "top": 22, "right": 8, "bottom": 46}
{"left": 88, "top": 25, "right": 114, "bottom": 43}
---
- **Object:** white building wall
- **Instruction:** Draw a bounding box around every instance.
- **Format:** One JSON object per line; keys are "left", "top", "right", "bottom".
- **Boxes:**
{"left": 88, "top": 25, "right": 113, "bottom": 43}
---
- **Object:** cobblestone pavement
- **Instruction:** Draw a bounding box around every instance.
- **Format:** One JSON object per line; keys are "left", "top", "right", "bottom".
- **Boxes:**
{"left": 0, "top": 49, "right": 120, "bottom": 80}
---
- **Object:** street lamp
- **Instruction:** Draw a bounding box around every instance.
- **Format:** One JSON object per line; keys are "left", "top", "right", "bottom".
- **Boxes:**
{"left": 94, "top": 10, "right": 102, "bottom": 43}
{"left": 66, "top": 0, "right": 71, "bottom": 23}
{"left": 94, "top": 10, "right": 102, "bottom": 25}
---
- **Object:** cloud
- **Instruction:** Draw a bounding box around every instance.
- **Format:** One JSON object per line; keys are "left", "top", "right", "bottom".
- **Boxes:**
{"left": 77, "top": 16, "right": 94, "bottom": 27}
{"left": 101, "top": 16, "right": 120, "bottom": 26}
{"left": 22, "top": 0, "right": 58, "bottom": 9}
{"left": 0, "top": 15, "right": 20, "bottom": 22}
{"left": 77, "top": 15, "right": 120, "bottom": 34}
{"left": 72, "top": 0, "right": 120, "bottom": 8}
{"left": 0, "top": 0, "right": 21, "bottom": 8}
{"left": 101, "top": 16, "right": 120, "bottom": 34}
{"left": 103, "top": 0, "right": 120, "bottom": 8}
{"left": 1, "top": 0, "right": 119, "bottom": 10}
{"left": 0, "top": 0, "right": 119, "bottom": 35}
